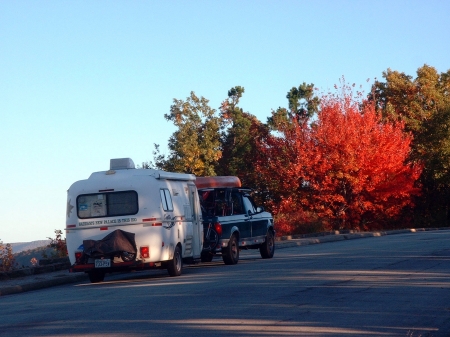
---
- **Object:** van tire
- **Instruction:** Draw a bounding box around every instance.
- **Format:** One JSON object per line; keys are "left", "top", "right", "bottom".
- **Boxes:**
{"left": 167, "top": 245, "right": 182, "bottom": 277}
{"left": 222, "top": 234, "right": 239, "bottom": 265}
{"left": 260, "top": 230, "right": 275, "bottom": 259}
{"left": 88, "top": 270, "right": 105, "bottom": 283}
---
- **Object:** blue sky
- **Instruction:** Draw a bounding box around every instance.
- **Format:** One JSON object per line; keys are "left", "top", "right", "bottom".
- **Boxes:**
{"left": 1, "top": 1, "right": 449, "bottom": 244}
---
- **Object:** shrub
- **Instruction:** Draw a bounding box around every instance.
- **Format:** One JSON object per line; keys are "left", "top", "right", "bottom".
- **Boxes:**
{"left": 0, "top": 240, "right": 17, "bottom": 272}
{"left": 44, "top": 230, "right": 68, "bottom": 258}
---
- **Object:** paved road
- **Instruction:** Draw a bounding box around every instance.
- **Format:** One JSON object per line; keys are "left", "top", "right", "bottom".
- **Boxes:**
{"left": 0, "top": 230, "right": 449, "bottom": 336}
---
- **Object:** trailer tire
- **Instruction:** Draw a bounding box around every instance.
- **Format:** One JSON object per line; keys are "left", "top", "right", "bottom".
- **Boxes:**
{"left": 88, "top": 270, "right": 105, "bottom": 283}
{"left": 259, "top": 230, "right": 275, "bottom": 259}
{"left": 167, "top": 245, "right": 182, "bottom": 277}
{"left": 222, "top": 234, "right": 239, "bottom": 265}
{"left": 201, "top": 251, "right": 214, "bottom": 263}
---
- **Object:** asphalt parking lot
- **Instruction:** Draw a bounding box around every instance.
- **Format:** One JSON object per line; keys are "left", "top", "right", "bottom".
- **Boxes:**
{"left": 0, "top": 228, "right": 445, "bottom": 296}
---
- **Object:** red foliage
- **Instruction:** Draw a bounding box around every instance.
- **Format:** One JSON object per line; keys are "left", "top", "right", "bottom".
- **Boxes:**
{"left": 256, "top": 86, "right": 422, "bottom": 232}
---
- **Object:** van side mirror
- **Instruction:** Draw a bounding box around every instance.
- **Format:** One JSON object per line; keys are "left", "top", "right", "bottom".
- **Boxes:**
{"left": 256, "top": 206, "right": 264, "bottom": 213}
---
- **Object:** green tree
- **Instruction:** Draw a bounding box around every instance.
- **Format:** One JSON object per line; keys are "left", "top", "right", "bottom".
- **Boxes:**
{"left": 152, "top": 91, "right": 223, "bottom": 176}
{"left": 257, "top": 83, "right": 320, "bottom": 213}
{"left": 216, "top": 87, "right": 271, "bottom": 204}
{"left": 217, "top": 86, "right": 249, "bottom": 177}
{"left": 267, "top": 82, "right": 319, "bottom": 130}
{"left": 415, "top": 103, "right": 450, "bottom": 224}
{"left": 370, "top": 64, "right": 450, "bottom": 225}
{"left": 370, "top": 65, "right": 450, "bottom": 140}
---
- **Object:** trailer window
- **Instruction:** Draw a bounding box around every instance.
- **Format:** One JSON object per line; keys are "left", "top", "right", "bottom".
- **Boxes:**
{"left": 160, "top": 189, "right": 173, "bottom": 211}
{"left": 77, "top": 191, "right": 138, "bottom": 219}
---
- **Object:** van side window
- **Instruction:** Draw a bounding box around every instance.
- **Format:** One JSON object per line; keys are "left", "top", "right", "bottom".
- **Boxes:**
{"left": 242, "top": 195, "right": 256, "bottom": 214}
{"left": 231, "top": 191, "right": 244, "bottom": 215}
{"left": 160, "top": 189, "right": 174, "bottom": 211}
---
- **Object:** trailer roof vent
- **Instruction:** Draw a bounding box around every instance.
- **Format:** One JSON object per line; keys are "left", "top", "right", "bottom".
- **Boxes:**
{"left": 110, "top": 158, "right": 135, "bottom": 170}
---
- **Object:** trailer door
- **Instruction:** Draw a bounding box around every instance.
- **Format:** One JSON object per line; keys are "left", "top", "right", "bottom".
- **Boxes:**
{"left": 189, "top": 184, "right": 203, "bottom": 257}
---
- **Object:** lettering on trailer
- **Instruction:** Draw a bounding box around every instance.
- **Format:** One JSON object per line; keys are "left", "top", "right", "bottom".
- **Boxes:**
{"left": 79, "top": 217, "right": 137, "bottom": 226}
{"left": 163, "top": 214, "right": 176, "bottom": 230}
{"left": 79, "top": 221, "right": 95, "bottom": 227}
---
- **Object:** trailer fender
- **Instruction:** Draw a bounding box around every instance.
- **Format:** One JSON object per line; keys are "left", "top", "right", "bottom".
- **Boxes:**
{"left": 168, "top": 243, "right": 175, "bottom": 260}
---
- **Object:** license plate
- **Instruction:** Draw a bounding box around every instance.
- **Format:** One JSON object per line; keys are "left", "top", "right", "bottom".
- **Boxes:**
{"left": 95, "top": 259, "right": 111, "bottom": 268}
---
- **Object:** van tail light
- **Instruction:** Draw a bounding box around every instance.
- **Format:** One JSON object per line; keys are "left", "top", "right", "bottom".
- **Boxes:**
{"left": 75, "top": 252, "right": 83, "bottom": 264}
{"left": 140, "top": 246, "right": 150, "bottom": 258}
{"left": 214, "top": 222, "right": 223, "bottom": 236}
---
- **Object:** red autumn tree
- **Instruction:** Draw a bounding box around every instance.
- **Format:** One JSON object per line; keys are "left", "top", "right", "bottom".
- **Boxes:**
{"left": 308, "top": 90, "right": 422, "bottom": 230}
{"left": 255, "top": 107, "right": 317, "bottom": 235}
{"left": 256, "top": 84, "right": 422, "bottom": 234}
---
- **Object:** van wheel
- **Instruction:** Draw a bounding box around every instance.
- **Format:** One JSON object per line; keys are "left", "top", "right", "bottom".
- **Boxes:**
{"left": 167, "top": 245, "right": 182, "bottom": 276}
{"left": 201, "top": 251, "right": 214, "bottom": 263}
{"left": 222, "top": 234, "right": 239, "bottom": 265}
{"left": 88, "top": 270, "right": 105, "bottom": 283}
{"left": 260, "top": 230, "right": 275, "bottom": 259}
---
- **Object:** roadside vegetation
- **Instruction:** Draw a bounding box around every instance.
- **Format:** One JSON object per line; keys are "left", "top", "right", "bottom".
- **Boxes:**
{"left": 143, "top": 64, "right": 450, "bottom": 236}
{"left": 0, "top": 230, "right": 67, "bottom": 272}
{"left": 0, "top": 240, "right": 17, "bottom": 272}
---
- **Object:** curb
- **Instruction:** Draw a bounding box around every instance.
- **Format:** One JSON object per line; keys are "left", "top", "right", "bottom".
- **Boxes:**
{"left": 275, "top": 227, "right": 450, "bottom": 247}
{"left": 0, "top": 273, "right": 88, "bottom": 296}
{"left": 0, "top": 262, "right": 71, "bottom": 281}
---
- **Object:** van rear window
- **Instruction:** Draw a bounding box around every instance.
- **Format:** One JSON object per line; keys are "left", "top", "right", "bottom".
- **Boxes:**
{"left": 77, "top": 191, "right": 138, "bottom": 219}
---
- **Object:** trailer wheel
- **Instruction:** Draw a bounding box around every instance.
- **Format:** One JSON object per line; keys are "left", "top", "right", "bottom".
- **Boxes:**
{"left": 222, "top": 234, "right": 239, "bottom": 265}
{"left": 201, "top": 251, "right": 214, "bottom": 263}
{"left": 88, "top": 270, "right": 105, "bottom": 283}
{"left": 121, "top": 251, "right": 136, "bottom": 262}
{"left": 167, "top": 245, "right": 182, "bottom": 277}
{"left": 259, "top": 230, "right": 275, "bottom": 259}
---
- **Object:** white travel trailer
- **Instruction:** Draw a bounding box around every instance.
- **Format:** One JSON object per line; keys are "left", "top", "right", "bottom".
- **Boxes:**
{"left": 66, "top": 158, "right": 203, "bottom": 283}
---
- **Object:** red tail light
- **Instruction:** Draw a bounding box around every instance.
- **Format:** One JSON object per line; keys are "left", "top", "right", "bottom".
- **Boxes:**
{"left": 214, "top": 222, "right": 222, "bottom": 236}
{"left": 75, "top": 252, "right": 82, "bottom": 264}
{"left": 140, "top": 246, "right": 150, "bottom": 258}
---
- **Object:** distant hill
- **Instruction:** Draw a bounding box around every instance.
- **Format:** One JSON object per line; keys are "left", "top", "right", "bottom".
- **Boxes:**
{"left": 0, "top": 240, "right": 63, "bottom": 269}
{"left": 10, "top": 240, "right": 51, "bottom": 254}
{"left": 15, "top": 247, "right": 55, "bottom": 268}
{"left": 6, "top": 240, "right": 58, "bottom": 268}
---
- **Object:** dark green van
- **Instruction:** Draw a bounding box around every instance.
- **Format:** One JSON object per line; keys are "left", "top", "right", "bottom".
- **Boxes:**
{"left": 197, "top": 181, "right": 275, "bottom": 265}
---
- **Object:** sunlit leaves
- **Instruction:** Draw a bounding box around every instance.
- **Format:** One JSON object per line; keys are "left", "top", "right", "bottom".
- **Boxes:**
{"left": 371, "top": 64, "right": 450, "bottom": 135}
{"left": 256, "top": 84, "right": 422, "bottom": 233}
{"left": 158, "top": 91, "right": 222, "bottom": 176}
